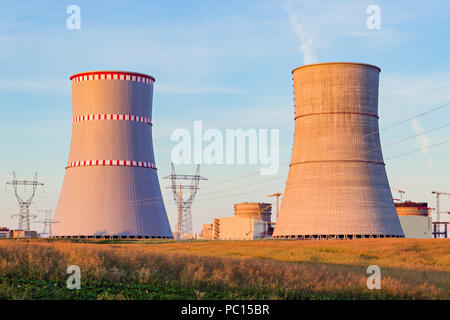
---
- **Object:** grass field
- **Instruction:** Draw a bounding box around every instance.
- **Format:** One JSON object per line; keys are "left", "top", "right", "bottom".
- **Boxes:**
{"left": 0, "top": 238, "right": 448, "bottom": 300}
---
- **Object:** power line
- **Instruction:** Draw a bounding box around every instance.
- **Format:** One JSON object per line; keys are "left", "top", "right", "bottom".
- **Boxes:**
{"left": 197, "top": 182, "right": 286, "bottom": 203}
{"left": 200, "top": 169, "right": 272, "bottom": 190}
{"left": 385, "top": 138, "right": 450, "bottom": 160}
{"left": 362, "top": 101, "right": 450, "bottom": 142}
{"left": 176, "top": 56, "right": 450, "bottom": 207}
{"left": 29, "top": 102, "right": 450, "bottom": 209}
{"left": 196, "top": 135, "right": 450, "bottom": 203}
{"left": 33, "top": 118, "right": 449, "bottom": 210}
{"left": 419, "top": 81, "right": 450, "bottom": 96}
{"left": 5, "top": 172, "right": 44, "bottom": 233}
{"left": 163, "top": 163, "right": 207, "bottom": 239}
{"left": 202, "top": 118, "right": 450, "bottom": 197}
{"left": 381, "top": 102, "right": 450, "bottom": 131}
{"left": 199, "top": 100, "right": 450, "bottom": 193}
{"left": 382, "top": 52, "right": 450, "bottom": 84}
{"left": 367, "top": 121, "right": 450, "bottom": 153}
{"left": 199, "top": 174, "right": 287, "bottom": 197}
{"left": 35, "top": 209, "right": 59, "bottom": 237}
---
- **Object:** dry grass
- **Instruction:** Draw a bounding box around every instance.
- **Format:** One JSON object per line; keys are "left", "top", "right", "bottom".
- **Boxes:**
{"left": 112, "top": 238, "right": 450, "bottom": 271}
{"left": 0, "top": 238, "right": 448, "bottom": 300}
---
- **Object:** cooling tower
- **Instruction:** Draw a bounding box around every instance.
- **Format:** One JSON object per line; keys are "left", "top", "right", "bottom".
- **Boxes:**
{"left": 53, "top": 71, "right": 172, "bottom": 239}
{"left": 273, "top": 62, "right": 404, "bottom": 239}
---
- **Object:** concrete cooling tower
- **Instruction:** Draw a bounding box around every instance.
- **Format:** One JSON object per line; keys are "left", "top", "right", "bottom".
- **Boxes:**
{"left": 273, "top": 62, "right": 404, "bottom": 239}
{"left": 53, "top": 71, "right": 173, "bottom": 239}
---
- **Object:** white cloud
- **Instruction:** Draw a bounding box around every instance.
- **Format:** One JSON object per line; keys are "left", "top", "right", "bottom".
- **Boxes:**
{"left": 286, "top": 0, "right": 318, "bottom": 65}
{"left": 284, "top": 0, "right": 414, "bottom": 66}
{"left": 411, "top": 117, "right": 430, "bottom": 154}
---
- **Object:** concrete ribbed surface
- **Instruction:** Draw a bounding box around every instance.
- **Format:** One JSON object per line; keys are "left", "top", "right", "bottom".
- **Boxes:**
{"left": 273, "top": 63, "right": 404, "bottom": 238}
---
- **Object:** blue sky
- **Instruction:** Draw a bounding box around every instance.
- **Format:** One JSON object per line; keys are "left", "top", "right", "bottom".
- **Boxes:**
{"left": 0, "top": 0, "right": 449, "bottom": 233}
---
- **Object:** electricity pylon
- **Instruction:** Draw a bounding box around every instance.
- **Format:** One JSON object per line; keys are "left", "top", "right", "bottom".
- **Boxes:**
{"left": 164, "top": 164, "right": 207, "bottom": 240}
{"left": 36, "top": 209, "right": 59, "bottom": 237}
{"left": 6, "top": 172, "right": 44, "bottom": 232}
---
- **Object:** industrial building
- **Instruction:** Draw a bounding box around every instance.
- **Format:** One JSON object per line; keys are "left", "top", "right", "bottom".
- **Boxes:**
{"left": 199, "top": 224, "right": 213, "bottom": 240}
{"left": 200, "top": 203, "right": 273, "bottom": 240}
{"left": 273, "top": 62, "right": 404, "bottom": 239}
{"left": 52, "top": 71, "right": 172, "bottom": 239}
{"left": 432, "top": 222, "right": 449, "bottom": 238}
{"left": 234, "top": 202, "right": 272, "bottom": 223}
{"left": 9, "top": 230, "right": 38, "bottom": 239}
{"left": 396, "top": 201, "right": 432, "bottom": 239}
{"left": 213, "top": 216, "right": 268, "bottom": 240}
{"left": 0, "top": 227, "right": 38, "bottom": 239}
{"left": 0, "top": 227, "right": 9, "bottom": 238}
{"left": 182, "top": 233, "right": 197, "bottom": 240}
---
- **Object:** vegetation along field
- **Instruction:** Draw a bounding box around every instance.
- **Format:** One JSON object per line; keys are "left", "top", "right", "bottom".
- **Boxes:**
{"left": 0, "top": 238, "right": 448, "bottom": 300}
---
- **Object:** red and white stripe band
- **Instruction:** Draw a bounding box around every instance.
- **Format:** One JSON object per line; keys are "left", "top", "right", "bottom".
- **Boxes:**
{"left": 66, "top": 160, "right": 157, "bottom": 170}
{"left": 70, "top": 71, "right": 155, "bottom": 86}
{"left": 73, "top": 114, "right": 152, "bottom": 126}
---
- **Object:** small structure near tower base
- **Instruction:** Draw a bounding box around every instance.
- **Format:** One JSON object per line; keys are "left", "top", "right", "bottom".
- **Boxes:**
{"left": 395, "top": 201, "right": 432, "bottom": 239}
{"left": 201, "top": 202, "right": 273, "bottom": 240}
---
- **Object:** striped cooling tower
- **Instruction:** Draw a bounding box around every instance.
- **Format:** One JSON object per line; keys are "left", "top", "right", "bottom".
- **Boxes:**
{"left": 273, "top": 62, "right": 404, "bottom": 239}
{"left": 53, "top": 71, "right": 173, "bottom": 239}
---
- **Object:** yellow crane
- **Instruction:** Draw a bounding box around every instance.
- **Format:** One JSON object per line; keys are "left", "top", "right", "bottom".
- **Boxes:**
{"left": 392, "top": 188, "right": 405, "bottom": 202}
{"left": 431, "top": 190, "right": 450, "bottom": 223}
{"left": 267, "top": 193, "right": 282, "bottom": 220}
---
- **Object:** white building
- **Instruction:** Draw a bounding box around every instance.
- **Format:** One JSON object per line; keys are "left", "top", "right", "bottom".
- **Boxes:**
{"left": 214, "top": 216, "right": 268, "bottom": 240}
{"left": 396, "top": 201, "right": 432, "bottom": 239}
{"left": 398, "top": 216, "right": 432, "bottom": 239}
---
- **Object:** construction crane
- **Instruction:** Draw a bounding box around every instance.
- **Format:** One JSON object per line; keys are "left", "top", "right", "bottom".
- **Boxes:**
{"left": 431, "top": 190, "right": 450, "bottom": 238}
{"left": 267, "top": 193, "right": 282, "bottom": 220}
{"left": 392, "top": 188, "right": 405, "bottom": 202}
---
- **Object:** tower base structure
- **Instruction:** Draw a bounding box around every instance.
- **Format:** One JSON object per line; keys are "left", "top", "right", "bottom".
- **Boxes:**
{"left": 273, "top": 63, "right": 405, "bottom": 240}
{"left": 52, "top": 71, "right": 173, "bottom": 239}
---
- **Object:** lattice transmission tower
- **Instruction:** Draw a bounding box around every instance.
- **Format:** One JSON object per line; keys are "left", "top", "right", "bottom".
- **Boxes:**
{"left": 36, "top": 209, "right": 59, "bottom": 237}
{"left": 164, "top": 164, "right": 207, "bottom": 240}
{"left": 5, "top": 172, "right": 44, "bottom": 232}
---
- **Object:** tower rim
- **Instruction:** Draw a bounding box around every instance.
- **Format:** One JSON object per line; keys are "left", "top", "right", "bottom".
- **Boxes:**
{"left": 70, "top": 70, "right": 155, "bottom": 82}
{"left": 292, "top": 62, "right": 381, "bottom": 74}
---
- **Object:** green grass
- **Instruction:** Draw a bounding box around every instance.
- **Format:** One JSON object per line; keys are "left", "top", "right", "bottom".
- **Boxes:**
{"left": 0, "top": 239, "right": 448, "bottom": 300}
{"left": 0, "top": 277, "right": 419, "bottom": 300}
{"left": 0, "top": 277, "right": 223, "bottom": 300}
